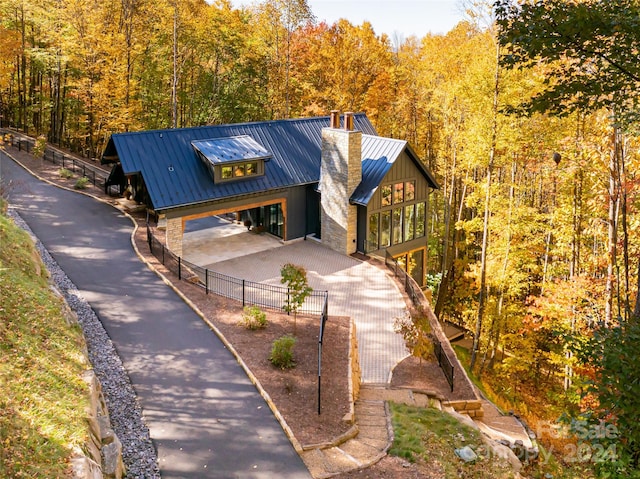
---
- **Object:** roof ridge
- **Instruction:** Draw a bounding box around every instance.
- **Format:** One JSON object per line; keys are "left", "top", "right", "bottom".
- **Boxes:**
{"left": 112, "top": 113, "right": 372, "bottom": 137}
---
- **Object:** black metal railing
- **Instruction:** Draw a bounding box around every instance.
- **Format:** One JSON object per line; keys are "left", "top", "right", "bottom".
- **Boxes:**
{"left": 147, "top": 224, "right": 330, "bottom": 413}
{"left": 384, "top": 250, "right": 422, "bottom": 306}
{"left": 147, "top": 225, "right": 329, "bottom": 316}
{"left": 433, "top": 337, "right": 455, "bottom": 392}
{"left": 1, "top": 129, "right": 109, "bottom": 189}
{"left": 385, "top": 249, "right": 455, "bottom": 392}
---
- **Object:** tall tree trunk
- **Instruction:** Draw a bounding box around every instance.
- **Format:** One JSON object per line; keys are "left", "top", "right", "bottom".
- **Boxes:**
{"left": 605, "top": 125, "right": 620, "bottom": 326}
{"left": 441, "top": 144, "right": 457, "bottom": 279}
{"left": 471, "top": 43, "right": 500, "bottom": 371}
{"left": 172, "top": 4, "right": 178, "bottom": 129}
{"left": 633, "top": 257, "right": 640, "bottom": 322}
{"left": 619, "top": 134, "right": 630, "bottom": 322}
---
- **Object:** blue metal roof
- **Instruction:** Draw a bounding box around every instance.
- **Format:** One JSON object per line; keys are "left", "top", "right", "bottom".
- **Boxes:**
{"left": 102, "top": 114, "right": 377, "bottom": 210}
{"left": 349, "top": 136, "right": 440, "bottom": 206}
{"left": 191, "top": 135, "right": 272, "bottom": 165}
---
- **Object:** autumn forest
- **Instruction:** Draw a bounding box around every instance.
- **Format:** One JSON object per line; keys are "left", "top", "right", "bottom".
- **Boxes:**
{"left": 1, "top": 0, "right": 639, "bottom": 476}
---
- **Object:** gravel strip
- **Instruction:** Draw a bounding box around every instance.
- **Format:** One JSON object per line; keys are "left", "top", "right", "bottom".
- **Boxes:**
{"left": 9, "top": 208, "right": 160, "bottom": 479}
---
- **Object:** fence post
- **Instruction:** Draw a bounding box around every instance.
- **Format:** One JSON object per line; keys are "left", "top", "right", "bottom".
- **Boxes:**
{"left": 178, "top": 257, "right": 181, "bottom": 280}
{"left": 242, "top": 279, "right": 245, "bottom": 306}
{"left": 286, "top": 287, "right": 290, "bottom": 315}
{"left": 205, "top": 269, "right": 209, "bottom": 295}
{"left": 318, "top": 340, "right": 322, "bottom": 415}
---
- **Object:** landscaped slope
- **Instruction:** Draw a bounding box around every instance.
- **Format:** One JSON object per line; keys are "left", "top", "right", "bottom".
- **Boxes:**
{"left": 0, "top": 202, "right": 89, "bottom": 477}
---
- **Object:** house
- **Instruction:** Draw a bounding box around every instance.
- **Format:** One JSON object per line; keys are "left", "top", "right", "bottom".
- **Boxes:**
{"left": 101, "top": 111, "right": 439, "bottom": 286}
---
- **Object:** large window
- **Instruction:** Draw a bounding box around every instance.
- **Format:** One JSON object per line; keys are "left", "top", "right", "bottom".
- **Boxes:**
{"left": 416, "top": 202, "right": 426, "bottom": 237}
{"left": 404, "top": 204, "right": 415, "bottom": 242}
{"left": 367, "top": 180, "right": 426, "bottom": 253}
{"left": 368, "top": 214, "right": 379, "bottom": 251}
{"left": 405, "top": 181, "right": 415, "bottom": 201}
{"left": 381, "top": 185, "right": 392, "bottom": 207}
{"left": 392, "top": 208, "right": 403, "bottom": 245}
{"left": 380, "top": 211, "right": 391, "bottom": 248}
{"left": 393, "top": 182, "right": 404, "bottom": 204}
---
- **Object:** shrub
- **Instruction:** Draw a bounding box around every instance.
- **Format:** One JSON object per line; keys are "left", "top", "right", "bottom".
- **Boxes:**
{"left": 74, "top": 177, "right": 89, "bottom": 189}
{"left": 58, "top": 168, "right": 73, "bottom": 179}
{"left": 32, "top": 135, "right": 47, "bottom": 159}
{"left": 239, "top": 305, "right": 267, "bottom": 330}
{"left": 270, "top": 335, "right": 296, "bottom": 369}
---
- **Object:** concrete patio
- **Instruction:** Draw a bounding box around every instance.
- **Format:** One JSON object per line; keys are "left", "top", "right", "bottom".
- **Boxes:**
{"left": 183, "top": 216, "right": 409, "bottom": 385}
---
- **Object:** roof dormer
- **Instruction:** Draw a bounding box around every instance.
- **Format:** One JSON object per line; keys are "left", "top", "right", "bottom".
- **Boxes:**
{"left": 191, "top": 135, "right": 271, "bottom": 183}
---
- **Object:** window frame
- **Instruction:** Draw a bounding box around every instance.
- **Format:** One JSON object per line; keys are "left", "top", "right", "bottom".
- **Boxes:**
{"left": 216, "top": 160, "right": 263, "bottom": 182}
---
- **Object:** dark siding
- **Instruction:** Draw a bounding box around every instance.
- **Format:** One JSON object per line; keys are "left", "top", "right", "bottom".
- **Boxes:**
{"left": 369, "top": 150, "right": 432, "bottom": 208}
{"left": 357, "top": 205, "right": 367, "bottom": 253}
{"left": 286, "top": 186, "right": 308, "bottom": 240}
{"left": 305, "top": 185, "right": 321, "bottom": 237}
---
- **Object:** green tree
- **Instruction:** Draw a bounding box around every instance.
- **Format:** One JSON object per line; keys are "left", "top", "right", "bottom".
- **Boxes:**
{"left": 495, "top": 0, "right": 640, "bottom": 325}
{"left": 280, "top": 262, "right": 312, "bottom": 334}
{"left": 579, "top": 316, "right": 640, "bottom": 475}
{"left": 495, "top": 0, "right": 640, "bottom": 117}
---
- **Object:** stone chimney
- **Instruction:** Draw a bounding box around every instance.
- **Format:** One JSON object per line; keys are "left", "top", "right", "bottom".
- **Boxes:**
{"left": 320, "top": 111, "right": 362, "bottom": 255}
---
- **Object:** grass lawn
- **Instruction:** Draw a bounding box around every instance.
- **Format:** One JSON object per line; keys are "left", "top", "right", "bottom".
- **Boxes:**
{"left": 389, "top": 402, "right": 517, "bottom": 478}
{"left": 0, "top": 203, "right": 89, "bottom": 477}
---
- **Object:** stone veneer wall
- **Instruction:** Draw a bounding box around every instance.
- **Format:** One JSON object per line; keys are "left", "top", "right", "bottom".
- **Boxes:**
{"left": 346, "top": 320, "right": 361, "bottom": 424}
{"left": 320, "top": 127, "right": 362, "bottom": 256}
{"left": 165, "top": 216, "right": 183, "bottom": 258}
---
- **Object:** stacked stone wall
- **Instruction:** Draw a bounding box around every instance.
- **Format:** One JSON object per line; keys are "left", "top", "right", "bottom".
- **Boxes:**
{"left": 165, "top": 216, "right": 183, "bottom": 258}
{"left": 320, "top": 127, "right": 361, "bottom": 255}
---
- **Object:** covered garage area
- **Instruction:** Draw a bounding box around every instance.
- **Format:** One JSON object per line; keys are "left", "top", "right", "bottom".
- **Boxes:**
{"left": 181, "top": 212, "right": 285, "bottom": 266}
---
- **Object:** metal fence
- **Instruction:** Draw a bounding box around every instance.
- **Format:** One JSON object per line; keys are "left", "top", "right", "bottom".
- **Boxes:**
{"left": 1, "top": 129, "right": 109, "bottom": 189}
{"left": 433, "top": 337, "right": 455, "bottom": 392}
{"left": 385, "top": 249, "right": 456, "bottom": 392}
{"left": 146, "top": 225, "right": 331, "bottom": 413}
{"left": 147, "top": 225, "right": 329, "bottom": 316}
{"left": 384, "top": 250, "right": 423, "bottom": 306}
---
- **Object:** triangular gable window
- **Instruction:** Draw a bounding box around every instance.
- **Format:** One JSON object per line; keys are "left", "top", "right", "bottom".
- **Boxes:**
{"left": 191, "top": 135, "right": 271, "bottom": 182}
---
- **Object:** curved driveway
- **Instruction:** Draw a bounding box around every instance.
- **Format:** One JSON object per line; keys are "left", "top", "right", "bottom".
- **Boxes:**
{"left": 1, "top": 151, "right": 311, "bottom": 478}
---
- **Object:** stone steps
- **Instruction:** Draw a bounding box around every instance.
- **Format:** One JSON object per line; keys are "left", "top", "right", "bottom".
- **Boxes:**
{"left": 300, "top": 385, "right": 445, "bottom": 478}
{"left": 298, "top": 384, "right": 535, "bottom": 478}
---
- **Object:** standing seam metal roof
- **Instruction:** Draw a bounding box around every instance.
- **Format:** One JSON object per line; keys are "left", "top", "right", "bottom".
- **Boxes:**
{"left": 350, "top": 136, "right": 440, "bottom": 206}
{"left": 104, "top": 115, "right": 377, "bottom": 210}
{"left": 102, "top": 114, "right": 438, "bottom": 211}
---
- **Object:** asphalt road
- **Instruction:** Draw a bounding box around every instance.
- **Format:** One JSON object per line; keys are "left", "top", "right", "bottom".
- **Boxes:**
{"left": 0, "top": 151, "right": 311, "bottom": 478}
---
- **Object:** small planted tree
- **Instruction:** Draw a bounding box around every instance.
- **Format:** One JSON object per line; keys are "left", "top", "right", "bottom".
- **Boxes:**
{"left": 32, "top": 135, "right": 47, "bottom": 165}
{"left": 280, "top": 263, "right": 312, "bottom": 335}
{"left": 394, "top": 311, "right": 433, "bottom": 364}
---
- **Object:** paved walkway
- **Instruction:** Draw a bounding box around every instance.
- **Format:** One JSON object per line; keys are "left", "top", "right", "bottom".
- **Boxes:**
{"left": 183, "top": 224, "right": 410, "bottom": 385}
